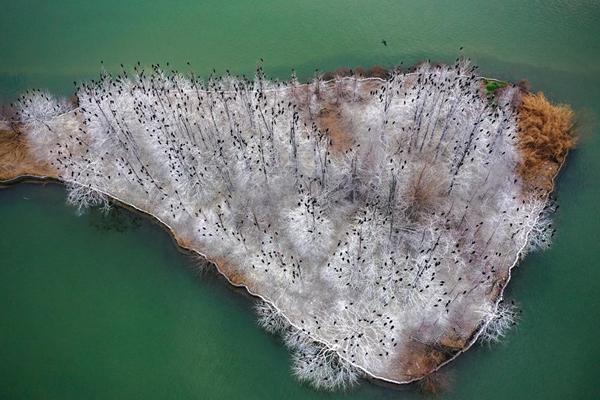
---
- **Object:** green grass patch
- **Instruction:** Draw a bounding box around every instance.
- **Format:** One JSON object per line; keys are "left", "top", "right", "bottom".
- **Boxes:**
{"left": 484, "top": 79, "right": 507, "bottom": 96}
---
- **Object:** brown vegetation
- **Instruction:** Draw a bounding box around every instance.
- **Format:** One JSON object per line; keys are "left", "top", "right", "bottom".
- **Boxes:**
{"left": 316, "top": 106, "right": 355, "bottom": 154}
{"left": 438, "top": 331, "right": 467, "bottom": 350}
{"left": 0, "top": 127, "right": 57, "bottom": 181}
{"left": 396, "top": 340, "right": 450, "bottom": 381}
{"left": 404, "top": 162, "right": 446, "bottom": 220}
{"left": 213, "top": 256, "right": 250, "bottom": 287}
{"left": 354, "top": 65, "right": 390, "bottom": 79}
{"left": 321, "top": 67, "right": 353, "bottom": 81}
{"left": 517, "top": 92, "right": 575, "bottom": 193}
{"left": 321, "top": 65, "right": 390, "bottom": 81}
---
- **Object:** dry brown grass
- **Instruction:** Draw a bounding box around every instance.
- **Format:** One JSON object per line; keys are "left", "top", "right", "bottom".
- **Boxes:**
{"left": 438, "top": 332, "right": 467, "bottom": 350}
{"left": 320, "top": 65, "right": 390, "bottom": 82}
{"left": 404, "top": 163, "right": 446, "bottom": 220}
{"left": 392, "top": 339, "right": 449, "bottom": 382}
{"left": 353, "top": 65, "right": 390, "bottom": 79}
{"left": 315, "top": 105, "right": 355, "bottom": 154}
{"left": 321, "top": 66, "right": 353, "bottom": 81}
{"left": 0, "top": 128, "right": 57, "bottom": 181}
{"left": 517, "top": 92, "right": 575, "bottom": 192}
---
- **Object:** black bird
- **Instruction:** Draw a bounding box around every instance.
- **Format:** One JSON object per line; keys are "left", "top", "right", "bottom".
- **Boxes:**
{"left": 381, "top": 39, "right": 388, "bottom": 46}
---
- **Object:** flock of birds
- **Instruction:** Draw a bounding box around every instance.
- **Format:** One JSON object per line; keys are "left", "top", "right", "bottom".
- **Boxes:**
{"left": 15, "top": 59, "right": 554, "bottom": 390}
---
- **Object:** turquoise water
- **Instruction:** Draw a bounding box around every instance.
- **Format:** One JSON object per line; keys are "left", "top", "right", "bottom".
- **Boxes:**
{"left": 1, "top": 1, "right": 599, "bottom": 398}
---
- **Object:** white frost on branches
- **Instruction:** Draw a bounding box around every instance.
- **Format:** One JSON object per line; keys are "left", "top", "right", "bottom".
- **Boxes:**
{"left": 285, "top": 328, "right": 362, "bottom": 391}
{"left": 256, "top": 300, "right": 362, "bottom": 390}
{"left": 255, "top": 300, "right": 288, "bottom": 335}
{"left": 480, "top": 301, "right": 519, "bottom": 344}
{"left": 17, "top": 90, "right": 71, "bottom": 124}
{"left": 66, "top": 182, "right": 111, "bottom": 215}
{"left": 523, "top": 201, "right": 556, "bottom": 255}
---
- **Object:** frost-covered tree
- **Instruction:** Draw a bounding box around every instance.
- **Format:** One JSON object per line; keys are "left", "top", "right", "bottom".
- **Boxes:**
{"left": 65, "top": 182, "right": 111, "bottom": 215}
{"left": 480, "top": 301, "right": 519, "bottom": 344}
{"left": 285, "top": 327, "right": 362, "bottom": 391}
{"left": 255, "top": 300, "right": 288, "bottom": 335}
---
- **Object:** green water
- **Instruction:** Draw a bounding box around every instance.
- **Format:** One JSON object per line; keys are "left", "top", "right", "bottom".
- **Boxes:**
{"left": 1, "top": 1, "right": 599, "bottom": 399}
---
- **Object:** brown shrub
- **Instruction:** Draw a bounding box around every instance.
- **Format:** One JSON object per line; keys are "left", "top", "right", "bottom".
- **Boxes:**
{"left": 349, "top": 65, "right": 390, "bottom": 79}
{"left": 0, "top": 128, "right": 57, "bottom": 180}
{"left": 320, "top": 71, "right": 335, "bottom": 81}
{"left": 353, "top": 66, "right": 368, "bottom": 77}
{"left": 366, "top": 65, "right": 389, "bottom": 79}
{"left": 315, "top": 106, "right": 354, "bottom": 154}
{"left": 404, "top": 163, "right": 446, "bottom": 220}
{"left": 517, "top": 92, "right": 575, "bottom": 191}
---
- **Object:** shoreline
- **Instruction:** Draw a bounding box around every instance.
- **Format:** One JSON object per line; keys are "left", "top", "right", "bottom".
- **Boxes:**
{"left": 0, "top": 142, "right": 571, "bottom": 387}
{"left": 0, "top": 64, "right": 575, "bottom": 387}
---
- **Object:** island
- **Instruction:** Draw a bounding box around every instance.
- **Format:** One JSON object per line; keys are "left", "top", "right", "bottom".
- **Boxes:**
{"left": 0, "top": 60, "right": 574, "bottom": 391}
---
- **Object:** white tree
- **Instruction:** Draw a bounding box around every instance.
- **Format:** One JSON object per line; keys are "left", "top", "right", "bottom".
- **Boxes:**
{"left": 284, "top": 329, "right": 362, "bottom": 391}
{"left": 65, "top": 182, "right": 111, "bottom": 215}
{"left": 480, "top": 301, "right": 519, "bottom": 344}
{"left": 255, "top": 300, "right": 288, "bottom": 335}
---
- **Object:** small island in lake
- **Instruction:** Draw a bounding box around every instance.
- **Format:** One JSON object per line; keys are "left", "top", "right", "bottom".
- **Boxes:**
{"left": 0, "top": 60, "right": 574, "bottom": 391}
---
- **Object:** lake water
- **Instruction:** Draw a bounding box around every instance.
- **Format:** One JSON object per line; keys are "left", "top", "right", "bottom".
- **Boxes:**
{"left": 1, "top": 1, "right": 599, "bottom": 398}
